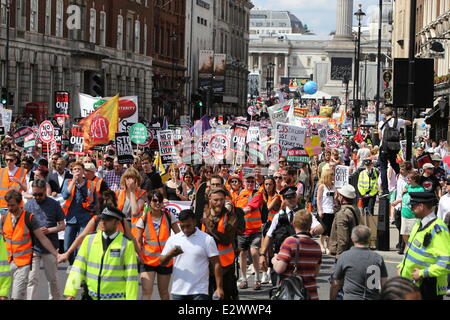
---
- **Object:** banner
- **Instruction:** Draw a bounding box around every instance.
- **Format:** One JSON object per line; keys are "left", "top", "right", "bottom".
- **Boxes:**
{"left": 268, "top": 103, "right": 288, "bottom": 127}
{"left": 67, "top": 125, "right": 84, "bottom": 155}
{"left": 157, "top": 130, "right": 177, "bottom": 164}
{"left": 335, "top": 165, "right": 350, "bottom": 188}
{"left": 212, "top": 53, "right": 226, "bottom": 94}
{"left": 275, "top": 123, "right": 307, "bottom": 156}
{"left": 54, "top": 91, "right": 70, "bottom": 117}
{"left": 115, "top": 132, "right": 134, "bottom": 164}
{"left": 79, "top": 93, "right": 138, "bottom": 133}
{"left": 198, "top": 50, "right": 214, "bottom": 89}
{"left": 12, "top": 127, "right": 33, "bottom": 146}
{"left": 0, "top": 108, "right": 12, "bottom": 133}
{"left": 42, "top": 124, "right": 62, "bottom": 154}
{"left": 164, "top": 201, "right": 192, "bottom": 221}
{"left": 24, "top": 133, "right": 35, "bottom": 150}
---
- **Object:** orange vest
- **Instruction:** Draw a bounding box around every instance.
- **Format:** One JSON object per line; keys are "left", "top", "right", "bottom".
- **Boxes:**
{"left": 235, "top": 189, "right": 262, "bottom": 230}
{"left": 2, "top": 211, "right": 33, "bottom": 267}
{"left": 267, "top": 194, "right": 281, "bottom": 222}
{"left": 202, "top": 214, "right": 235, "bottom": 267}
{"left": 89, "top": 177, "right": 104, "bottom": 202}
{"left": 61, "top": 179, "right": 93, "bottom": 215}
{"left": 0, "top": 167, "right": 26, "bottom": 208}
{"left": 116, "top": 188, "right": 146, "bottom": 238}
{"left": 141, "top": 210, "right": 173, "bottom": 267}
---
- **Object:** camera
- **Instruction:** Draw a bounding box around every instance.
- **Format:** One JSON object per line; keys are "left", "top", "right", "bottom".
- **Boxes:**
{"left": 326, "top": 192, "right": 335, "bottom": 197}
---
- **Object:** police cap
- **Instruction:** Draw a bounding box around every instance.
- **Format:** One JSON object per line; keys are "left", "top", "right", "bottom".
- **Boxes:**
{"left": 409, "top": 192, "right": 438, "bottom": 206}
{"left": 280, "top": 186, "right": 297, "bottom": 199}
{"left": 100, "top": 205, "right": 125, "bottom": 221}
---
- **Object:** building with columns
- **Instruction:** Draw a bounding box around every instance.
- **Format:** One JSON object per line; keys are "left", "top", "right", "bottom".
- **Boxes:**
{"left": 249, "top": 0, "right": 393, "bottom": 106}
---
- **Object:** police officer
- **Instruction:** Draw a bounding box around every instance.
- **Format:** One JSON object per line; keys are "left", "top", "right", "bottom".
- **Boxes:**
{"left": 397, "top": 191, "right": 450, "bottom": 300}
{"left": 63, "top": 205, "right": 139, "bottom": 300}
{"left": 0, "top": 235, "right": 11, "bottom": 300}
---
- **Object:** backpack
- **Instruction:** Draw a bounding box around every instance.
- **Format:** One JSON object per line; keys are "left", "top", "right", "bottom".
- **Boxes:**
{"left": 380, "top": 118, "right": 400, "bottom": 152}
{"left": 269, "top": 235, "right": 310, "bottom": 300}
{"left": 272, "top": 209, "right": 295, "bottom": 254}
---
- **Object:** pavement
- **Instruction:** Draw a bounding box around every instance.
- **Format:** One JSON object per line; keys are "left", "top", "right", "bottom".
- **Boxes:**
{"left": 31, "top": 218, "right": 449, "bottom": 300}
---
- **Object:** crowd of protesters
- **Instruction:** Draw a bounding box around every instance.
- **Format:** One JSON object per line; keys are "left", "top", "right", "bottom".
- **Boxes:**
{"left": 0, "top": 106, "right": 449, "bottom": 301}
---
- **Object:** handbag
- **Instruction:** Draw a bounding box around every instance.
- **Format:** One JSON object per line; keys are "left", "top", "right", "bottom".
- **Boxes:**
{"left": 269, "top": 235, "right": 310, "bottom": 300}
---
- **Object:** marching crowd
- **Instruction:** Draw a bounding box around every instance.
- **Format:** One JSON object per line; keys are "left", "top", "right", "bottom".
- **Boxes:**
{"left": 0, "top": 106, "right": 449, "bottom": 301}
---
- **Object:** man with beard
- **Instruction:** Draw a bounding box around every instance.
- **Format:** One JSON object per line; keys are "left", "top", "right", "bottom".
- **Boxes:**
{"left": 97, "top": 155, "right": 114, "bottom": 179}
{"left": 202, "top": 188, "right": 240, "bottom": 300}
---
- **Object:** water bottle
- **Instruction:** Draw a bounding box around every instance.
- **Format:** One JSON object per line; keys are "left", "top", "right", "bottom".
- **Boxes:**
{"left": 212, "top": 293, "right": 220, "bottom": 300}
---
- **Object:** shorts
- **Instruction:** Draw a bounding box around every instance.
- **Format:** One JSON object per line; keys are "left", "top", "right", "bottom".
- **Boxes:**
{"left": 140, "top": 264, "right": 173, "bottom": 275}
{"left": 400, "top": 217, "right": 417, "bottom": 236}
{"left": 237, "top": 233, "right": 262, "bottom": 251}
{"left": 389, "top": 191, "right": 396, "bottom": 203}
{"left": 321, "top": 214, "right": 335, "bottom": 237}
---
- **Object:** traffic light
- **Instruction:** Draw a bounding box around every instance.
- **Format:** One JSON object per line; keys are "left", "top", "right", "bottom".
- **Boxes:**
{"left": 1, "top": 88, "right": 7, "bottom": 105}
{"left": 85, "top": 70, "right": 105, "bottom": 97}
{"left": 382, "top": 69, "right": 393, "bottom": 104}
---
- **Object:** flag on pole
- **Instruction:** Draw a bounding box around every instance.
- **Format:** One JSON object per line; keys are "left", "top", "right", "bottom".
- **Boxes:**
{"left": 78, "top": 94, "right": 119, "bottom": 151}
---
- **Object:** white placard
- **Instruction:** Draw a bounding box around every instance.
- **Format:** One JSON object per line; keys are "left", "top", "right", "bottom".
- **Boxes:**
{"left": 275, "top": 123, "right": 307, "bottom": 156}
{"left": 335, "top": 165, "right": 350, "bottom": 188}
{"left": 246, "top": 126, "right": 260, "bottom": 143}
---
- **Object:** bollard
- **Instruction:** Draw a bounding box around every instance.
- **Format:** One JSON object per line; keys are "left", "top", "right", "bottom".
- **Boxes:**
{"left": 376, "top": 197, "right": 390, "bottom": 251}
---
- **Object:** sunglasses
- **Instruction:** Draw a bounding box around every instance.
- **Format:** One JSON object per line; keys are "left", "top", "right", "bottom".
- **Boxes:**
{"left": 151, "top": 199, "right": 163, "bottom": 203}
{"left": 230, "top": 180, "right": 240, "bottom": 183}
{"left": 33, "top": 193, "right": 44, "bottom": 197}
{"left": 274, "top": 176, "right": 282, "bottom": 179}
{"left": 5, "top": 159, "right": 15, "bottom": 162}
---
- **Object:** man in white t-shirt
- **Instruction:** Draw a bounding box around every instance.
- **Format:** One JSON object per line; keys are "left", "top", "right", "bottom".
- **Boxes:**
{"left": 357, "top": 142, "right": 371, "bottom": 164}
{"left": 160, "top": 209, "right": 224, "bottom": 300}
{"left": 437, "top": 177, "right": 450, "bottom": 223}
{"left": 377, "top": 107, "right": 411, "bottom": 197}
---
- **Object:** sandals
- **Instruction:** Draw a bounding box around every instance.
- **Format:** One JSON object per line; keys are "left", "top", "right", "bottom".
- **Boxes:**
{"left": 239, "top": 280, "right": 248, "bottom": 289}
{"left": 253, "top": 280, "right": 262, "bottom": 290}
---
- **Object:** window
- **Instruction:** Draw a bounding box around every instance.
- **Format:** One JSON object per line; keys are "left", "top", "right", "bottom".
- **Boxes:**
{"left": 16, "top": 0, "right": 26, "bottom": 30}
{"left": 0, "top": 0, "right": 6, "bottom": 25}
{"left": 307, "top": 57, "right": 311, "bottom": 67}
{"left": 99, "top": 12, "right": 106, "bottom": 46}
{"left": 126, "top": 17, "right": 133, "bottom": 51}
{"left": 45, "top": 0, "right": 52, "bottom": 35}
{"left": 293, "top": 57, "right": 297, "bottom": 66}
{"left": 135, "top": 20, "right": 140, "bottom": 53}
{"left": 89, "top": 9, "right": 96, "bottom": 43}
{"left": 30, "top": 0, "right": 39, "bottom": 32}
{"left": 56, "top": 0, "right": 64, "bottom": 37}
{"left": 117, "top": 15, "right": 123, "bottom": 50}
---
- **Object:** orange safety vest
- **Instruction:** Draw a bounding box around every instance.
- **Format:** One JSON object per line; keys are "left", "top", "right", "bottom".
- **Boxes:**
{"left": 61, "top": 179, "right": 94, "bottom": 215}
{"left": 89, "top": 177, "right": 104, "bottom": 202}
{"left": 0, "top": 167, "right": 26, "bottom": 208}
{"left": 235, "top": 189, "right": 262, "bottom": 230}
{"left": 267, "top": 194, "right": 281, "bottom": 222}
{"left": 116, "top": 188, "right": 146, "bottom": 238}
{"left": 141, "top": 210, "right": 173, "bottom": 267}
{"left": 201, "top": 214, "right": 234, "bottom": 267}
{"left": 2, "top": 211, "right": 33, "bottom": 267}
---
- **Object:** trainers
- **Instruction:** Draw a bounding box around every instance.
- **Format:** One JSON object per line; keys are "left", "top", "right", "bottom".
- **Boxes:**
{"left": 446, "top": 289, "right": 450, "bottom": 297}
{"left": 379, "top": 193, "right": 389, "bottom": 199}
{"left": 261, "top": 272, "right": 270, "bottom": 284}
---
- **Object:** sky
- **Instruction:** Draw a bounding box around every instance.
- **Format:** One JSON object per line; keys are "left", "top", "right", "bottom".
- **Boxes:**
{"left": 251, "top": 0, "right": 382, "bottom": 36}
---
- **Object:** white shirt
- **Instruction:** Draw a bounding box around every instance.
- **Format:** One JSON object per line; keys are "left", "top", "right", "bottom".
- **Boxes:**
{"left": 437, "top": 193, "right": 450, "bottom": 222}
{"left": 8, "top": 166, "right": 19, "bottom": 178}
{"left": 266, "top": 208, "right": 321, "bottom": 238}
{"left": 421, "top": 212, "right": 436, "bottom": 229}
{"left": 161, "top": 228, "right": 218, "bottom": 295}
{"left": 395, "top": 175, "right": 408, "bottom": 210}
{"left": 57, "top": 171, "right": 65, "bottom": 188}
{"left": 378, "top": 117, "right": 406, "bottom": 147}
{"left": 357, "top": 148, "right": 371, "bottom": 161}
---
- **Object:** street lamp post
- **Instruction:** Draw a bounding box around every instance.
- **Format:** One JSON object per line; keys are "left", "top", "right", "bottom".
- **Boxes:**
{"left": 169, "top": 32, "right": 177, "bottom": 121}
{"left": 236, "top": 59, "right": 240, "bottom": 113}
{"left": 354, "top": 4, "right": 366, "bottom": 125}
{"left": 4, "top": 0, "right": 10, "bottom": 108}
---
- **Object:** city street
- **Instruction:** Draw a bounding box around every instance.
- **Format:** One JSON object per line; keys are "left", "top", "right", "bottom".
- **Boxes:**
{"left": 32, "top": 223, "right": 431, "bottom": 301}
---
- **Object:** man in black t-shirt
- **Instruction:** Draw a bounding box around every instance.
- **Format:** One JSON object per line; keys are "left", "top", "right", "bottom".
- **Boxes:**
{"left": 419, "top": 163, "right": 441, "bottom": 198}
{"left": 140, "top": 154, "right": 164, "bottom": 193}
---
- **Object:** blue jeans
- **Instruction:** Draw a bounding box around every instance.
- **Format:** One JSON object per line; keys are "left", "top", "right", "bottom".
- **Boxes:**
{"left": 171, "top": 294, "right": 209, "bottom": 300}
{"left": 64, "top": 222, "right": 88, "bottom": 265}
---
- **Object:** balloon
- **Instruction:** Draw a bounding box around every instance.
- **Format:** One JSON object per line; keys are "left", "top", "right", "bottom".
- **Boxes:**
{"left": 421, "top": 123, "right": 426, "bottom": 127}
{"left": 303, "top": 81, "right": 318, "bottom": 95}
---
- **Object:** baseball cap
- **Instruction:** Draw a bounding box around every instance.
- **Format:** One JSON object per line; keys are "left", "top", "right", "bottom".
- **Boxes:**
{"left": 84, "top": 162, "right": 96, "bottom": 172}
{"left": 423, "top": 163, "right": 435, "bottom": 170}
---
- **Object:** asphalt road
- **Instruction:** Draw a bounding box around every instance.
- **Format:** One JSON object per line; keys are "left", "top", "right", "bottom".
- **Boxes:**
{"left": 31, "top": 223, "right": 435, "bottom": 300}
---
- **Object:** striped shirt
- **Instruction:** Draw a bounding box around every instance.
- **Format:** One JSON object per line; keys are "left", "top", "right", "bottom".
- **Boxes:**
{"left": 277, "top": 235, "right": 322, "bottom": 300}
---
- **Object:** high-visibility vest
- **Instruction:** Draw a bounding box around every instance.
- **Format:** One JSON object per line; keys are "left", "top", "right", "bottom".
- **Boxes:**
{"left": 64, "top": 231, "right": 139, "bottom": 300}
{"left": 235, "top": 189, "right": 262, "bottom": 230}
{"left": 397, "top": 217, "right": 450, "bottom": 296}
{"left": 89, "top": 177, "right": 104, "bottom": 202}
{"left": 116, "top": 188, "right": 146, "bottom": 238}
{"left": 0, "top": 236, "right": 11, "bottom": 297}
{"left": 2, "top": 211, "right": 33, "bottom": 267}
{"left": 202, "top": 214, "right": 235, "bottom": 267}
{"left": 267, "top": 194, "right": 281, "bottom": 222}
{"left": 61, "top": 179, "right": 94, "bottom": 215}
{"left": 357, "top": 169, "right": 379, "bottom": 197}
{"left": 0, "top": 167, "right": 26, "bottom": 208}
{"left": 141, "top": 210, "right": 173, "bottom": 267}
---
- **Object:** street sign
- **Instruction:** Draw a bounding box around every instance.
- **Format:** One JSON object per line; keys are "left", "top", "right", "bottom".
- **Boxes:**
{"left": 39, "top": 120, "right": 54, "bottom": 143}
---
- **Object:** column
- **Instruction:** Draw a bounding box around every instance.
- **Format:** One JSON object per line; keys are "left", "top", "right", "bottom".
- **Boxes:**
{"left": 284, "top": 54, "right": 289, "bottom": 78}
{"left": 274, "top": 55, "right": 279, "bottom": 89}
{"left": 335, "top": 0, "right": 354, "bottom": 38}
{"left": 258, "top": 54, "right": 262, "bottom": 70}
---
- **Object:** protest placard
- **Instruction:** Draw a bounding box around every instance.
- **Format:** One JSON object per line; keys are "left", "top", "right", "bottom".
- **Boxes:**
{"left": 335, "top": 165, "right": 350, "bottom": 188}
{"left": 157, "top": 130, "right": 176, "bottom": 164}
{"left": 275, "top": 123, "right": 306, "bottom": 156}
{"left": 67, "top": 125, "right": 84, "bottom": 155}
{"left": 115, "top": 132, "right": 134, "bottom": 164}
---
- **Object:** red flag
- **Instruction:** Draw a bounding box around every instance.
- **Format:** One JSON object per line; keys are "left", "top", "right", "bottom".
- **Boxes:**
{"left": 354, "top": 128, "right": 364, "bottom": 143}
